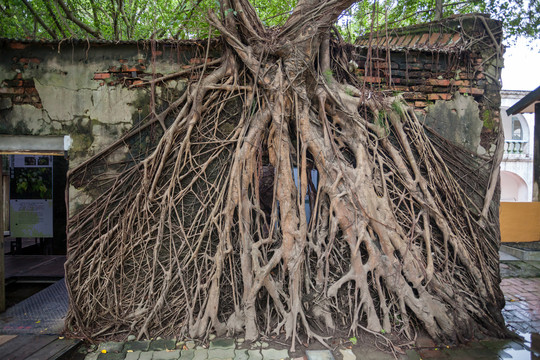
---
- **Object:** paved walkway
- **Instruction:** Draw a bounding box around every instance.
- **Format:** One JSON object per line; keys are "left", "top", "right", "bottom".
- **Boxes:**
{"left": 0, "top": 253, "right": 536, "bottom": 359}
{"left": 80, "top": 250, "right": 540, "bottom": 360}
{"left": 501, "top": 277, "right": 540, "bottom": 334}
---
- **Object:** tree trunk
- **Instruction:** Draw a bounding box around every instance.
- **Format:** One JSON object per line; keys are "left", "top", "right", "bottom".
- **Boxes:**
{"left": 64, "top": 0, "right": 509, "bottom": 350}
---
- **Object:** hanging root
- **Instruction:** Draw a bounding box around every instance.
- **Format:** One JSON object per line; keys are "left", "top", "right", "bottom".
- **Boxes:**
{"left": 65, "top": 0, "right": 508, "bottom": 349}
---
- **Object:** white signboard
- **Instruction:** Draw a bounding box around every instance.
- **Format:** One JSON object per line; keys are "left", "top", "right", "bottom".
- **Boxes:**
{"left": 9, "top": 155, "right": 54, "bottom": 238}
{"left": 10, "top": 199, "right": 53, "bottom": 237}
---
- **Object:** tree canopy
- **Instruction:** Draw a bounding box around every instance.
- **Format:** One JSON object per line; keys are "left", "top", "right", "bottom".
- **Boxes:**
{"left": 0, "top": 0, "right": 538, "bottom": 42}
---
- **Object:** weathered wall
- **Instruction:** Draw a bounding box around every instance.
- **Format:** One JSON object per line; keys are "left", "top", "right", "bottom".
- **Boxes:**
{"left": 352, "top": 14, "right": 503, "bottom": 156}
{"left": 0, "top": 39, "right": 214, "bottom": 210}
{"left": 1, "top": 15, "right": 502, "bottom": 211}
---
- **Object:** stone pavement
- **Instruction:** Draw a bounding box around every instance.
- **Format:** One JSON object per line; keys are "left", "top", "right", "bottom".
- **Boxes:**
{"left": 79, "top": 250, "right": 540, "bottom": 360}
{"left": 83, "top": 338, "right": 292, "bottom": 360}
{"left": 501, "top": 277, "right": 540, "bottom": 334}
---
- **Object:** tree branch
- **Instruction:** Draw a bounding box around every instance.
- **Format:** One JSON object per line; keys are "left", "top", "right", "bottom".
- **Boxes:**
{"left": 43, "top": 0, "right": 68, "bottom": 38}
{"left": 56, "top": 0, "right": 102, "bottom": 38}
{"left": 21, "top": 0, "right": 58, "bottom": 39}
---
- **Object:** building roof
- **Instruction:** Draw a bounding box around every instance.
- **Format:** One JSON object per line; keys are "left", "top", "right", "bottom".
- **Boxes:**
{"left": 355, "top": 13, "right": 502, "bottom": 53}
{"left": 0, "top": 38, "right": 219, "bottom": 47}
{"left": 506, "top": 85, "right": 540, "bottom": 115}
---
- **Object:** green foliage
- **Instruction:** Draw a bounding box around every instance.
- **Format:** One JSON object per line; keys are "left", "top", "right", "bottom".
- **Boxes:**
{"left": 323, "top": 68, "right": 334, "bottom": 83}
{"left": 483, "top": 109, "right": 494, "bottom": 130}
{"left": 0, "top": 0, "right": 537, "bottom": 42}
{"left": 336, "top": 0, "right": 539, "bottom": 43}
{"left": 0, "top": 0, "right": 296, "bottom": 40}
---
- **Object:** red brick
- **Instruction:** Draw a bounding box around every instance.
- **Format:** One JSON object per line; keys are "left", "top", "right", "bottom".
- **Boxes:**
{"left": 411, "top": 85, "right": 434, "bottom": 92}
{"left": 118, "top": 59, "right": 128, "bottom": 63}
{"left": 9, "top": 42, "right": 27, "bottom": 50}
{"left": 427, "top": 79, "right": 450, "bottom": 86}
{"left": 24, "top": 87, "right": 38, "bottom": 94}
{"left": 19, "top": 58, "right": 40, "bottom": 64}
{"left": 452, "top": 80, "right": 470, "bottom": 86}
{"left": 121, "top": 65, "right": 138, "bottom": 72}
{"left": 132, "top": 80, "right": 144, "bottom": 86}
{"left": 0, "top": 87, "right": 24, "bottom": 94}
{"left": 362, "top": 76, "right": 382, "bottom": 83}
{"left": 428, "top": 93, "right": 452, "bottom": 101}
{"left": 459, "top": 87, "right": 484, "bottom": 95}
{"left": 414, "top": 101, "right": 427, "bottom": 108}
{"left": 391, "top": 85, "right": 410, "bottom": 91}
{"left": 109, "top": 66, "right": 119, "bottom": 72}
{"left": 402, "top": 92, "right": 427, "bottom": 100}
{"left": 93, "top": 73, "right": 111, "bottom": 80}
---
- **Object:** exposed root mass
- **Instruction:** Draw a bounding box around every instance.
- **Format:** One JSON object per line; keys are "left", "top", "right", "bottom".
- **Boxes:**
{"left": 65, "top": 0, "right": 508, "bottom": 349}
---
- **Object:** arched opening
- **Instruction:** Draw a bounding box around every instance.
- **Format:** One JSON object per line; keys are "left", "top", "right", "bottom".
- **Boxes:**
{"left": 500, "top": 170, "right": 528, "bottom": 202}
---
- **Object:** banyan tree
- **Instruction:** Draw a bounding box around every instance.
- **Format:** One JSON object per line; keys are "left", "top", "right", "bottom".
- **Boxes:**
{"left": 64, "top": 0, "right": 510, "bottom": 349}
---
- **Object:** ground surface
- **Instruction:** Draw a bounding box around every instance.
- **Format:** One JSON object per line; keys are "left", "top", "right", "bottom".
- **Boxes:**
{"left": 0, "top": 252, "right": 539, "bottom": 359}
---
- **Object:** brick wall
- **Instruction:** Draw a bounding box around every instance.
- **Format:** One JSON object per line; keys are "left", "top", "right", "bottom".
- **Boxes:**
{"left": 1, "top": 56, "right": 42, "bottom": 108}
{"left": 351, "top": 14, "right": 503, "bottom": 153}
{"left": 353, "top": 52, "right": 486, "bottom": 110}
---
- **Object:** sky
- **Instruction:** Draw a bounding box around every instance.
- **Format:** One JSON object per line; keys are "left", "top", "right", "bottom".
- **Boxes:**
{"left": 501, "top": 38, "right": 540, "bottom": 91}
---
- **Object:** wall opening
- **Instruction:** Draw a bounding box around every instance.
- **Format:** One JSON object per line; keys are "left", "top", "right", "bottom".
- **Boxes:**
{"left": 0, "top": 136, "right": 69, "bottom": 317}
{"left": 500, "top": 170, "right": 528, "bottom": 202}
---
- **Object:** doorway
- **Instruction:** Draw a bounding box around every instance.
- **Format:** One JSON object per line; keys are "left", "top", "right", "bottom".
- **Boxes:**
{"left": 0, "top": 135, "right": 69, "bottom": 335}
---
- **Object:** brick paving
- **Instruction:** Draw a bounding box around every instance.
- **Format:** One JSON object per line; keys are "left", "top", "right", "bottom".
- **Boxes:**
{"left": 501, "top": 277, "right": 540, "bottom": 334}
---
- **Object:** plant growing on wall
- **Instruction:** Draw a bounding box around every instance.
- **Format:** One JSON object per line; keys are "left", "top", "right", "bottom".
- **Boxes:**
{"left": 63, "top": 0, "right": 508, "bottom": 351}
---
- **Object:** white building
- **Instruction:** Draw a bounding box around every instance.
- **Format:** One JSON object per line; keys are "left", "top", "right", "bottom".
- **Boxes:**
{"left": 500, "top": 90, "right": 535, "bottom": 202}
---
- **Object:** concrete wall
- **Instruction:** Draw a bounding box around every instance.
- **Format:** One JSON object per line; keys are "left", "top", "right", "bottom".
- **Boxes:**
{"left": 0, "top": 39, "right": 213, "bottom": 210}
{"left": 1, "top": 25, "right": 502, "bottom": 213}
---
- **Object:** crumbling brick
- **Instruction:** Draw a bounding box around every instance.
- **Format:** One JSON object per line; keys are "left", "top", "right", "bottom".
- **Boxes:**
{"left": 94, "top": 73, "right": 111, "bottom": 80}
